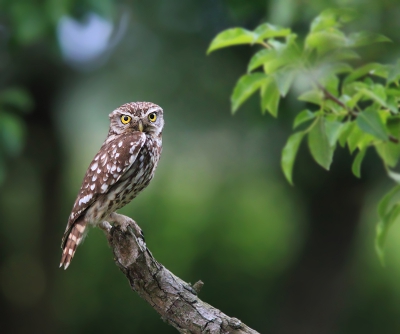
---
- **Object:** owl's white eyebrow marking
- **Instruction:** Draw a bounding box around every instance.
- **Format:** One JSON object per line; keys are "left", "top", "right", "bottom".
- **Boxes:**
{"left": 91, "top": 162, "right": 98, "bottom": 171}
{"left": 145, "top": 107, "right": 162, "bottom": 115}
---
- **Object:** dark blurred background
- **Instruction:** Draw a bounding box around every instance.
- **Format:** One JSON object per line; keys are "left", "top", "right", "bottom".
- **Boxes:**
{"left": 1, "top": 0, "right": 400, "bottom": 333}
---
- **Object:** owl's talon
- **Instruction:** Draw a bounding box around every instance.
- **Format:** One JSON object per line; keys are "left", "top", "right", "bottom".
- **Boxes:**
{"left": 99, "top": 221, "right": 112, "bottom": 233}
{"left": 109, "top": 212, "right": 144, "bottom": 239}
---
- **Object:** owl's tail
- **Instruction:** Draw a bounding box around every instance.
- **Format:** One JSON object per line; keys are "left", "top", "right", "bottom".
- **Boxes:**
{"left": 60, "top": 218, "right": 87, "bottom": 270}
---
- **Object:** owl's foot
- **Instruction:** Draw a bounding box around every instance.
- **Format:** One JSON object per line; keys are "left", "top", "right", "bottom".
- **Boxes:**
{"left": 108, "top": 212, "right": 144, "bottom": 241}
{"left": 99, "top": 221, "right": 112, "bottom": 233}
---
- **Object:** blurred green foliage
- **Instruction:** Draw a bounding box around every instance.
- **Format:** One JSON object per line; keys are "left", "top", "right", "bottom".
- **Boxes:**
{"left": 208, "top": 8, "right": 400, "bottom": 264}
{"left": 2, "top": 1, "right": 400, "bottom": 334}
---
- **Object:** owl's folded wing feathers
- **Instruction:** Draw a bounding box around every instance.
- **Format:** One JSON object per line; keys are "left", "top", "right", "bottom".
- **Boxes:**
{"left": 62, "top": 132, "right": 146, "bottom": 242}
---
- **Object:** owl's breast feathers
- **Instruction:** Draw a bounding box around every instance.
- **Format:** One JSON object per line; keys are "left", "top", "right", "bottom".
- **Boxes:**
{"left": 67, "top": 132, "right": 146, "bottom": 226}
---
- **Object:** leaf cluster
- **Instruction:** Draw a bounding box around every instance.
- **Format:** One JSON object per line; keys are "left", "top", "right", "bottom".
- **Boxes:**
{"left": 208, "top": 8, "right": 400, "bottom": 262}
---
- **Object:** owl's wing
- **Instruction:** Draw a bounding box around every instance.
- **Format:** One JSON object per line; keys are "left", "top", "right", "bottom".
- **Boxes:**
{"left": 66, "top": 132, "right": 146, "bottom": 229}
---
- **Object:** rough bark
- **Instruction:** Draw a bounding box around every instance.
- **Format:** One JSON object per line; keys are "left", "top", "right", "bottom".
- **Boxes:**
{"left": 103, "top": 221, "right": 260, "bottom": 334}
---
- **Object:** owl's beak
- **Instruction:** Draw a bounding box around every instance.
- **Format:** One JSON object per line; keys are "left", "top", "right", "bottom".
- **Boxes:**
{"left": 138, "top": 120, "right": 144, "bottom": 132}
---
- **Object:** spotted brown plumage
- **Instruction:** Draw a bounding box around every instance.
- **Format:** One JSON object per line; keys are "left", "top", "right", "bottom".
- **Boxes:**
{"left": 60, "top": 102, "right": 164, "bottom": 269}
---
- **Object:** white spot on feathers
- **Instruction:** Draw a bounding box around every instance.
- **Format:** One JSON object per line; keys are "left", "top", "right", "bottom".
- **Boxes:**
{"left": 101, "top": 184, "right": 108, "bottom": 192}
{"left": 92, "top": 175, "right": 97, "bottom": 182}
{"left": 78, "top": 193, "right": 92, "bottom": 205}
{"left": 91, "top": 162, "right": 98, "bottom": 171}
{"left": 118, "top": 141, "right": 123, "bottom": 147}
{"left": 76, "top": 224, "right": 85, "bottom": 233}
{"left": 90, "top": 184, "right": 95, "bottom": 190}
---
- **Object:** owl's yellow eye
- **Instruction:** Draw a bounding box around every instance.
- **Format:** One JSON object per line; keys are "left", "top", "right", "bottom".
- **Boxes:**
{"left": 148, "top": 112, "right": 157, "bottom": 122}
{"left": 120, "top": 115, "right": 131, "bottom": 124}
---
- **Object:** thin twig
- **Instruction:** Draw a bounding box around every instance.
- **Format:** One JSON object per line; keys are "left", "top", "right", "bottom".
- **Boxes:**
{"left": 315, "top": 81, "right": 399, "bottom": 144}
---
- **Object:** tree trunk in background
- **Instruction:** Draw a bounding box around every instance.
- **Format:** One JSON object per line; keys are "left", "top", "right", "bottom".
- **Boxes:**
{"left": 14, "top": 55, "right": 66, "bottom": 333}
{"left": 274, "top": 151, "right": 366, "bottom": 334}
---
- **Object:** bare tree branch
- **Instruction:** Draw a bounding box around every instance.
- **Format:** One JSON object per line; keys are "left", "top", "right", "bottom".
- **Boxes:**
{"left": 103, "top": 220, "right": 260, "bottom": 334}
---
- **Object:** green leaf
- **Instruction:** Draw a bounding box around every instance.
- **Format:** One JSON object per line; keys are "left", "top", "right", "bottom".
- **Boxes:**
{"left": 254, "top": 23, "right": 291, "bottom": 42}
{"left": 255, "top": 39, "right": 300, "bottom": 75}
{"left": 260, "top": 77, "right": 280, "bottom": 117}
{"left": 322, "top": 49, "right": 360, "bottom": 62}
{"left": 376, "top": 185, "right": 400, "bottom": 264}
{"left": 308, "top": 117, "right": 334, "bottom": 170}
{"left": 293, "top": 109, "right": 316, "bottom": 129}
{"left": 319, "top": 74, "right": 339, "bottom": 97}
{"left": 298, "top": 90, "right": 323, "bottom": 105}
{"left": 378, "top": 185, "right": 400, "bottom": 220}
{"left": 376, "top": 202, "right": 400, "bottom": 265}
{"left": 306, "top": 29, "right": 347, "bottom": 56}
{"left": 281, "top": 131, "right": 305, "bottom": 185}
{"left": 358, "top": 84, "right": 387, "bottom": 107}
{"left": 207, "top": 28, "right": 256, "bottom": 54}
{"left": 329, "top": 62, "right": 354, "bottom": 75}
{"left": 347, "top": 32, "right": 391, "bottom": 47}
{"left": 351, "top": 148, "right": 367, "bottom": 178}
{"left": 387, "top": 116, "right": 400, "bottom": 138}
{"left": 338, "top": 121, "right": 355, "bottom": 147}
{"left": 344, "top": 63, "right": 388, "bottom": 85}
{"left": 247, "top": 49, "right": 273, "bottom": 73}
{"left": 386, "top": 95, "right": 398, "bottom": 114}
{"left": 310, "top": 10, "right": 338, "bottom": 32}
{"left": 387, "top": 59, "right": 400, "bottom": 84}
{"left": 231, "top": 73, "right": 268, "bottom": 113}
{"left": 357, "top": 107, "right": 388, "bottom": 141}
{"left": 273, "top": 67, "right": 296, "bottom": 97}
{"left": 347, "top": 124, "right": 366, "bottom": 153}
{"left": 375, "top": 141, "right": 400, "bottom": 168}
{"left": 325, "top": 119, "right": 343, "bottom": 146}
{"left": 0, "top": 87, "right": 34, "bottom": 113}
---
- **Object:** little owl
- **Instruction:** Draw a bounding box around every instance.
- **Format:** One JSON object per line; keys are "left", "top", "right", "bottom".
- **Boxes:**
{"left": 60, "top": 102, "right": 164, "bottom": 269}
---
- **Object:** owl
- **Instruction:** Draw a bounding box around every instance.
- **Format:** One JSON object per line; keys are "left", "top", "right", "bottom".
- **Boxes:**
{"left": 60, "top": 102, "right": 164, "bottom": 269}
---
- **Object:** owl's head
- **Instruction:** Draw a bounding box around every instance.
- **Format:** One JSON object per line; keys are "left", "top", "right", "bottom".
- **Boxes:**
{"left": 109, "top": 102, "right": 164, "bottom": 137}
